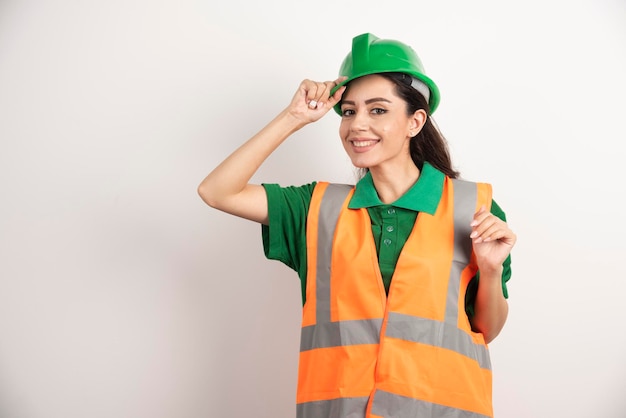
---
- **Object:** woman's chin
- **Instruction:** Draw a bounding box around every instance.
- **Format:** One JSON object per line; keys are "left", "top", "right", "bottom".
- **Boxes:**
{"left": 347, "top": 156, "right": 375, "bottom": 169}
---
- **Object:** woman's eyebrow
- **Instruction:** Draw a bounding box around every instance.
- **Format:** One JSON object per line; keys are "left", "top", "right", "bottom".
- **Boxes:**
{"left": 342, "top": 97, "right": 392, "bottom": 106}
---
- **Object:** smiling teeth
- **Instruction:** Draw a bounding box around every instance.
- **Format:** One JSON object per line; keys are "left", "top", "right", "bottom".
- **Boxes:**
{"left": 353, "top": 141, "right": 376, "bottom": 147}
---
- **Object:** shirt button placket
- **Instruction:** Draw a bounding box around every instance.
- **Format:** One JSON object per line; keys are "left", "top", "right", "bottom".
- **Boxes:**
{"left": 382, "top": 207, "right": 397, "bottom": 248}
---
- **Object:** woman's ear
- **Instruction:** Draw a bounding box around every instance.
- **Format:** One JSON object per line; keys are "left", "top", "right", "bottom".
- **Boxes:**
{"left": 409, "top": 109, "right": 428, "bottom": 137}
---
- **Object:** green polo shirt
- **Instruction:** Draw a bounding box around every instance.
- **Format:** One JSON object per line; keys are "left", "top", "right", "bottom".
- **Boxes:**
{"left": 262, "top": 163, "right": 511, "bottom": 317}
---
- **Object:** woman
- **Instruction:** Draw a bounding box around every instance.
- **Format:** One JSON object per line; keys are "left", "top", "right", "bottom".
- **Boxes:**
{"left": 198, "top": 33, "right": 516, "bottom": 418}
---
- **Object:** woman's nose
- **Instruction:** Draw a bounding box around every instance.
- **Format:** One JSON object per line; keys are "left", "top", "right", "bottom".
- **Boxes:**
{"left": 349, "top": 109, "right": 369, "bottom": 132}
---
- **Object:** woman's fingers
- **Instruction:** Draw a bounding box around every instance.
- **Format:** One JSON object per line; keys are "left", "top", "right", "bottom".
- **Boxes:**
{"left": 470, "top": 206, "right": 514, "bottom": 244}
{"left": 303, "top": 77, "right": 347, "bottom": 109}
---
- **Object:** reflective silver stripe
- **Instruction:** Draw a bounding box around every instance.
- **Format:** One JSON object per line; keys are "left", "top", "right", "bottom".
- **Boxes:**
{"left": 297, "top": 396, "right": 369, "bottom": 418}
{"left": 315, "top": 184, "right": 353, "bottom": 324}
{"left": 300, "top": 318, "right": 383, "bottom": 351}
{"left": 371, "top": 390, "right": 491, "bottom": 418}
{"left": 385, "top": 312, "right": 491, "bottom": 369}
{"left": 446, "top": 179, "right": 477, "bottom": 325}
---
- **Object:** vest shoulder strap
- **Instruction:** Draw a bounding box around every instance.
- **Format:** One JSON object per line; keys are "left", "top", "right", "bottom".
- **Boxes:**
{"left": 315, "top": 182, "right": 354, "bottom": 243}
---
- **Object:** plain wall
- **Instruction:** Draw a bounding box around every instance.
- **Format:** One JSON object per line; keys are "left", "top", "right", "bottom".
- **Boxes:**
{"left": 1, "top": 0, "right": 625, "bottom": 417}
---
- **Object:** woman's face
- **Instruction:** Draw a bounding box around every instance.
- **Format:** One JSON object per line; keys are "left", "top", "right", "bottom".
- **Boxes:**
{"left": 338, "top": 74, "right": 421, "bottom": 171}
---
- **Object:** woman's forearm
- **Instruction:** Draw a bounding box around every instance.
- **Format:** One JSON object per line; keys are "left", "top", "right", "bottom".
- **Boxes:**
{"left": 470, "top": 266, "right": 509, "bottom": 344}
{"left": 197, "top": 108, "right": 303, "bottom": 209}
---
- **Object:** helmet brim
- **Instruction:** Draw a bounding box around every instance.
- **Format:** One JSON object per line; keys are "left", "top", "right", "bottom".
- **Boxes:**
{"left": 331, "top": 70, "right": 440, "bottom": 116}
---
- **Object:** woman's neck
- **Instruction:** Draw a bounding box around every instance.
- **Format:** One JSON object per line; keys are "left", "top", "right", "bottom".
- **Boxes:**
{"left": 369, "top": 162, "right": 421, "bottom": 204}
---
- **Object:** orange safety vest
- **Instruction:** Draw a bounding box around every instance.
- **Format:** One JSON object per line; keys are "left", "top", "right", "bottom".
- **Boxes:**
{"left": 297, "top": 177, "right": 494, "bottom": 418}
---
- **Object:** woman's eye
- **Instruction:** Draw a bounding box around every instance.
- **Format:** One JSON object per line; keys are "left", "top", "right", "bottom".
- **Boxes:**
{"left": 372, "top": 108, "right": 386, "bottom": 115}
{"left": 341, "top": 109, "right": 355, "bottom": 117}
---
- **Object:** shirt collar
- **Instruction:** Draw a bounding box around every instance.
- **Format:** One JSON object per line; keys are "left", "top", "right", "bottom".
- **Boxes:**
{"left": 347, "top": 162, "right": 444, "bottom": 214}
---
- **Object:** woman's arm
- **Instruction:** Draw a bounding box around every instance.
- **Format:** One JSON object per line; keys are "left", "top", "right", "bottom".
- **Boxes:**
{"left": 469, "top": 205, "right": 517, "bottom": 343}
{"left": 197, "top": 78, "right": 346, "bottom": 224}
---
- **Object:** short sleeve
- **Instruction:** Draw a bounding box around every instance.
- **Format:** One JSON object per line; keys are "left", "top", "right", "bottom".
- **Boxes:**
{"left": 261, "top": 182, "right": 316, "bottom": 276}
{"left": 490, "top": 199, "right": 512, "bottom": 298}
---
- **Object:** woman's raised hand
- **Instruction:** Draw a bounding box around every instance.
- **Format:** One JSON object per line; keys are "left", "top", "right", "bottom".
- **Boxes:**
{"left": 287, "top": 76, "right": 347, "bottom": 124}
{"left": 470, "top": 205, "right": 517, "bottom": 273}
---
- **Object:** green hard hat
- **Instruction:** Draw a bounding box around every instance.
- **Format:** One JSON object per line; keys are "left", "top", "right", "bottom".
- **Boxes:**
{"left": 331, "top": 33, "right": 440, "bottom": 115}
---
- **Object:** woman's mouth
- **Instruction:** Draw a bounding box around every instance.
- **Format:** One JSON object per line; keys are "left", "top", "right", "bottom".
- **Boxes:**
{"left": 351, "top": 140, "right": 378, "bottom": 148}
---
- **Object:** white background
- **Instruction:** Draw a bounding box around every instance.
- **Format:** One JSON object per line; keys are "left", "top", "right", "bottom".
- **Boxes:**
{"left": 1, "top": 0, "right": 625, "bottom": 417}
